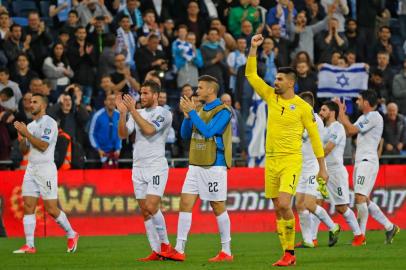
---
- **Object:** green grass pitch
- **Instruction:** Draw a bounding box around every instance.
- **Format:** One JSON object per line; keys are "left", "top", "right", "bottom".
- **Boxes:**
{"left": 1, "top": 231, "right": 405, "bottom": 270}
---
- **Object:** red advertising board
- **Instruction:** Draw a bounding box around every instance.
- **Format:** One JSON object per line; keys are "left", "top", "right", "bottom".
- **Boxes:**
{"left": 0, "top": 166, "right": 405, "bottom": 237}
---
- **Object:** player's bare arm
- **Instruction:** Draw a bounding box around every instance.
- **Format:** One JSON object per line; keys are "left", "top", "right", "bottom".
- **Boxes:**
{"left": 122, "top": 94, "right": 157, "bottom": 136}
{"left": 116, "top": 95, "right": 129, "bottom": 139}
{"left": 14, "top": 121, "right": 49, "bottom": 152}
{"left": 334, "top": 98, "right": 359, "bottom": 136}
{"left": 324, "top": 141, "right": 336, "bottom": 157}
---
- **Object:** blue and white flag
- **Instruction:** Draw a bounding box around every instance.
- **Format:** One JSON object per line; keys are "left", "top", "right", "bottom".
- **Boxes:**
{"left": 317, "top": 63, "right": 369, "bottom": 98}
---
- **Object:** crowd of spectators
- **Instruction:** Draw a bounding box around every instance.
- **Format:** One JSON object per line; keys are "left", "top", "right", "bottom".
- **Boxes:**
{"left": 0, "top": 0, "right": 406, "bottom": 169}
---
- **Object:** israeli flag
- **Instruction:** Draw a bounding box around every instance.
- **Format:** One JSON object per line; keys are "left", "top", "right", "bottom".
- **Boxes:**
{"left": 317, "top": 63, "right": 369, "bottom": 98}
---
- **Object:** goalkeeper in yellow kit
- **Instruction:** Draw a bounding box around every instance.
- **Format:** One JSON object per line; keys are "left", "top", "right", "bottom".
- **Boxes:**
{"left": 245, "top": 34, "right": 329, "bottom": 267}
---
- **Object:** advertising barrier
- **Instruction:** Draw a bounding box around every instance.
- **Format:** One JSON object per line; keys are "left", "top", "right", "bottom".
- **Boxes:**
{"left": 0, "top": 166, "right": 405, "bottom": 237}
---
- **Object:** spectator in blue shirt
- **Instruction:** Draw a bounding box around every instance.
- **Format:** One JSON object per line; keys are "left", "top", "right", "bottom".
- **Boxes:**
{"left": 89, "top": 92, "right": 122, "bottom": 164}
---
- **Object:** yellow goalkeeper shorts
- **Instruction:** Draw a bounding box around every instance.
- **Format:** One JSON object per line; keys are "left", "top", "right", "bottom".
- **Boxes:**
{"left": 265, "top": 155, "right": 302, "bottom": 199}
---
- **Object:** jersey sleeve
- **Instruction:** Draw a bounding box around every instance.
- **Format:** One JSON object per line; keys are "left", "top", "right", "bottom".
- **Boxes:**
{"left": 245, "top": 56, "right": 275, "bottom": 101}
{"left": 41, "top": 119, "right": 58, "bottom": 144}
{"left": 126, "top": 115, "right": 135, "bottom": 134}
{"left": 151, "top": 109, "right": 173, "bottom": 133}
{"left": 302, "top": 106, "right": 324, "bottom": 158}
{"left": 354, "top": 113, "right": 380, "bottom": 134}
{"left": 327, "top": 124, "right": 341, "bottom": 145}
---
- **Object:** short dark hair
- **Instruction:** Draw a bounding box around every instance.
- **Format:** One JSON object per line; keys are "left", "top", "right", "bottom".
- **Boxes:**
{"left": 299, "top": 91, "right": 314, "bottom": 107}
{"left": 75, "top": 26, "right": 86, "bottom": 33}
{"left": 323, "top": 100, "right": 339, "bottom": 120}
{"left": 148, "top": 34, "right": 159, "bottom": 41}
{"left": 198, "top": 75, "right": 219, "bottom": 93}
{"left": 10, "top": 23, "right": 21, "bottom": 32}
{"left": 277, "top": 67, "right": 297, "bottom": 82}
{"left": 68, "top": 10, "right": 79, "bottom": 17}
{"left": 27, "top": 11, "right": 40, "bottom": 18}
{"left": 360, "top": 90, "right": 378, "bottom": 107}
{"left": 0, "top": 67, "right": 9, "bottom": 75}
{"left": 379, "top": 25, "right": 391, "bottom": 32}
{"left": 0, "top": 87, "right": 14, "bottom": 98}
{"left": 142, "top": 80, "right": 161, "bottom": 93}
{"left": 207, "top": 28, "right": 219, "bottom": 35}
{"left": 143, "top": 9, "right": 156, "bottom": 16}
{"left": 32, "top": 93, "right": 48, "bottom": 106}
{"left": 178, "top": 24, "right": 188, "bottom": 31}
{"left": 119, "top": 15, "right": 130, "bottom": 22}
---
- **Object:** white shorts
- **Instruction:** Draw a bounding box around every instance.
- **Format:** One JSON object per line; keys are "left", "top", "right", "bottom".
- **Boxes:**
{"left": 327, "top": 166, "right": 350, "bottom": 205}
{"left": 353, "top": 159, "right": 379, "bottom": 196}
{"left": 182, "top": 165, "right": 227, "bottom": 201}
{"left": 132, "top": 165, "right": 168, "bottom": 199}
{"left": 296, "top": 169, "right": 322, "bottom": 199}
{"left": 22, "top": 163, "right": 58, "bottom": 200}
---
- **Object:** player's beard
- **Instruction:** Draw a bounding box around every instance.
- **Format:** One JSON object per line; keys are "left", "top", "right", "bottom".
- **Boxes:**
{"left": 31, "top": 108, "right": 40, "bottom": 115}
{"left": 274, "top": 88, "right": 284, "bottom": 95}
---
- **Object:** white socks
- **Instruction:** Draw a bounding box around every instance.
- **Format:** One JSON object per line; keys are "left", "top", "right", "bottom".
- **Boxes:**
{"left": 175, "top": 212, "right": 192, "bottom": 254}
{"left": 23, "top": 214, "right": 36, "bottom": 248}
{"left": 368, "top": 201, "right": 393, "bottom": 231}
{"left": 314, "top": 205, "right": 336, "bottom": 231}
{"left": 151, "top": 210, "right": 169, "bottom": 244}
{"left": 311, "top": 213, "right": 320, "bottom": 240}
{"left": 298, "top": 210, "right": 313, "bottom": 244}
{"left": 216, "top": 211, "right": 232, "bottom": 255}
{"left": 144, "top": 219, "right": 160, "bottom": 253}
{"left": 343, "top": 208, "right": 362, "bottom": 236}
{"left": 55, "top": 211, "right": 75, "bottom": 238}
{"left": 356, "top": 202, "right": 368, "bottom": 234}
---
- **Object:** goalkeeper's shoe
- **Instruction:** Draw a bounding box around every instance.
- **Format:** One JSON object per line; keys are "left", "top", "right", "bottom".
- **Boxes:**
{"left": 272, "top": 252, "right": 296, "bottom": 266}
{"left": 328, "top": 224, "right": 341, "bottom": 247}
{"left": 208, "top": 251, "right": 234, "bottom": 262}
{"left": 67, "top": 232, "right": 79, "bottom": 253}
{"left": 13, "top": 244, "right": 36, "bottom": 254}
{"left": 352, "top": 234, "right": 366, "bottom": 246}
{"left": 317, "top": 177, "right": 329, "bottom": 199}
{"left": 137, "top": 251, "right": 162, "bottom": 261}
{"left": 160, "top": 246, "right": 186, "bottom": 261}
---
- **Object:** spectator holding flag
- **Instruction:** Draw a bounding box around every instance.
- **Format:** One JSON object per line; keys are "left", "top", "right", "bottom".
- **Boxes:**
{"left": 172, "top": 25, "right": 203, "bottom": 88}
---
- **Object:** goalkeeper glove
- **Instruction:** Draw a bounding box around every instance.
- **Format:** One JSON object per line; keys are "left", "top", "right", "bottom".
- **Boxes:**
{"left": 316, "top": 177, "right": 329, "bottom": 199}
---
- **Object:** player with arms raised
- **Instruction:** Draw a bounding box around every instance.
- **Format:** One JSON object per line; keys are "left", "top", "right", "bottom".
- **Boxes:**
{"left": 117, "top": 80, "right": 173, "bottom": 261}
{"left": 246, "top": 34, "right": 328, "bottom": 266}
{"left": 335, "top": 90, "right": 400, "bottom": 244}
{"left": 13, "top": 93, "right": 78, "bottom": 254}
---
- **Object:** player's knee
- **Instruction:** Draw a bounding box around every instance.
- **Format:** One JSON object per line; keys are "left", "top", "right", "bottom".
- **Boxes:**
{"left": 210, "top": 201, "right": 226, "bottom": 216}
{"left": 335, "top": 205, "right": 347, "bottom": 215}
{"left": 278, "top": 201, "right": 291, "bottom": 212}
{"left": 23, "top": 203, "right": 36, "bottom": 215}
{"left": 44, "top": 205, "right": 60, "bottom": 218}
{"left": 144, "top": 202, "right": 158, "bottom": 216}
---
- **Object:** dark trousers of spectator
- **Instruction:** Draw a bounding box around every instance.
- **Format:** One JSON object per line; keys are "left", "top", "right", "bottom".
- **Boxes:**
{"left": 0, "top": 212, "right": 6, "bottom": 237}
{"left": 399, "top": 15, "right": 406, "bottom": 44}
{"left": 358, "top": 26, "right": 377, "bottom": 63}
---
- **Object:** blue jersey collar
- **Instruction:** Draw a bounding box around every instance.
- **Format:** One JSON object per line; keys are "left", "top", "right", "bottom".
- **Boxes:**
{"left": 203, "top": 98, "right": 222, "bottom": 111}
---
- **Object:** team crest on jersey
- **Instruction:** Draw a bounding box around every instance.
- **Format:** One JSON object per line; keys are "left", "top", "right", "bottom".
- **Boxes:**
{"left": 44, "top": 128, "right": 51, "bottom": 135}
{"left": 289, "top": 104, "right": 296, "bottom": 110}
{"left": 156, "top": 115, "right": 165, "bottom": 122}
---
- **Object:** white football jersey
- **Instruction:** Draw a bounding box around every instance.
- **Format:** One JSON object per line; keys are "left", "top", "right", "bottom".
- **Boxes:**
{"left": 126, "top": 106, "right": 172, "bottom": 167}
{"left": 27, "top": 115, "right": 58, "bottom": 164}
{"left": 302, "top": 113, "right": 324, "bottom": 173}
{"left": 354, "top": 111, "right": 383, "bottom": 162}
{"left": 323, "top": 121, "right": 346, "bottom": 168}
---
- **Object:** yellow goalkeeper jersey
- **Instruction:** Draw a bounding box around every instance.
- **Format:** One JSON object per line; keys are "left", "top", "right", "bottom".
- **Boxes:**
{"left": 245, "top": 56, "right": 324, "bottom": 158}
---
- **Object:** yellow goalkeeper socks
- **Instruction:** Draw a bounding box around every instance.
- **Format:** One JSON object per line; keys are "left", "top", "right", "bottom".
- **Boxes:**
{"left": 282, "top": 218, "right": 296, "bottom": 252}
{"left": 276, "top": 219, "right": 286, "bottom": 252}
